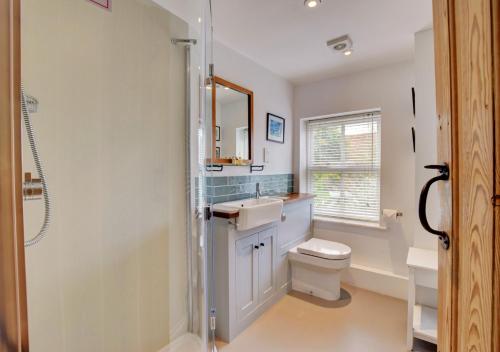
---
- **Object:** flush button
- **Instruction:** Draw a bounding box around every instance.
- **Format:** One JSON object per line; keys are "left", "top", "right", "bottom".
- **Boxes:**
{"left": 281, "top": 212, "right": 287, "bottom": 222}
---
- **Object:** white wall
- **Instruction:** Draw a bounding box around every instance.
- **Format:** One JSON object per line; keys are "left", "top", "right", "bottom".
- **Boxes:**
{"left": 294, "top": 62, "right": 416, "bottom": 285}
{"left": 414, "top": 29, "right": 439, "bottom": 250}
{"left": 213, "top": 41, "right": 294, "bottom": 176}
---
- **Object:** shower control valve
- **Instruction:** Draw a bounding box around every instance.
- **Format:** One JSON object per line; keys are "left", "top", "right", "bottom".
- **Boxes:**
{"left": 23, "top": 172, "right": 43, "bottom": 201}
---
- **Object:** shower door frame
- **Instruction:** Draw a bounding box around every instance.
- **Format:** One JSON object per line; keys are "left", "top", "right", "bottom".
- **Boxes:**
{"left": 0, "top": 0, "right": 30, "bottom": 351}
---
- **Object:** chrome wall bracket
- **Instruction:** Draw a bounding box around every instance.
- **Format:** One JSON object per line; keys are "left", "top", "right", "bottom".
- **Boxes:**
{"left": 171, "top": 38, "right": 197, "bottom": 46}
{"left": 26, "top": 94, "right": 39, "bottom": 113}
{"left": 23, "top": 172, "right": 43, "bottom": 200}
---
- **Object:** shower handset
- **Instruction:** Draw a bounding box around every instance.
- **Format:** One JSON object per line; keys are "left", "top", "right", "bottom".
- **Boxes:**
{"left": 21, "top": 84, "right": 51, "bottom": 247}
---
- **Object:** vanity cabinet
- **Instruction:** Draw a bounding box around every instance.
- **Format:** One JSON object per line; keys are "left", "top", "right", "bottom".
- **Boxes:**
{"left": 214, "top": 197, "right": 313, "bottom": 342}
{"left": 276, "top": 200, "right": 313, "bottom": 291}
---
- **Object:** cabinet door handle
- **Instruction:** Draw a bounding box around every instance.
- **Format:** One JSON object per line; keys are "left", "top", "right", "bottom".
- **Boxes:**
{"left": 254, "top": 245, "right": 259, "bottom": 250}
{"left": 260, "top": 242, "right": 265, "bottom": 247}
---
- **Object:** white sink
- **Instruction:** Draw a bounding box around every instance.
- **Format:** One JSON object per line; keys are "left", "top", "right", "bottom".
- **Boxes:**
{"left": 214, "top": 197, "right": 284, "bottom": 231}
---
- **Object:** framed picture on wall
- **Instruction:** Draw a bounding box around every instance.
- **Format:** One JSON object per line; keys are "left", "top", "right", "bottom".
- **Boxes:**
{"left": 266, "top": 113, "right": 285, "bottom": 144}
{"left": 216, "top": 126, "right": 221, "bottom": 141}
{"left": 88, "top": 0, "right": 111, "bottom": 10}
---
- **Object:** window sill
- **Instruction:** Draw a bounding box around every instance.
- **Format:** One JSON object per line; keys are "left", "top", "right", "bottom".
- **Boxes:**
{"left": 313, "top": 216, "right": 388, "bottom": 231}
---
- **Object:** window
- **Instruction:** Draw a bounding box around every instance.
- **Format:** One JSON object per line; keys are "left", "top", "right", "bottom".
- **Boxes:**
{"left": 306, "top": 111, "right": 381, "bottom": 223}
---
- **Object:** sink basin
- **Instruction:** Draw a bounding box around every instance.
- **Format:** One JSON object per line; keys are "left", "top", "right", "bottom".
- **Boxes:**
{"left": 214, "top": 197, "right": 284, "bottom": 230}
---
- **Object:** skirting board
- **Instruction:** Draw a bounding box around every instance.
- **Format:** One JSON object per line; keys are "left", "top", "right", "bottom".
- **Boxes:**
{"left": 158, "top": 333, "right": 201, "bottom": 352}
{"left": 169, "top": 316, "right": 188, "bottom": 343}
{"left": 341, "top": 263, "right": 408, "bottom": 300}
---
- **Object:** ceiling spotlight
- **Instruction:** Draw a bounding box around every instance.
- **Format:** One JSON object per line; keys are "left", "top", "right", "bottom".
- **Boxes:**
{"left": 344, "top": 50, "right": 353, "bottom": 56}
{"left": 304, "top": 0, "right": 322, "bottom": 8}
{"left": 224, "top": 87, "right": 229, "bottom": 90}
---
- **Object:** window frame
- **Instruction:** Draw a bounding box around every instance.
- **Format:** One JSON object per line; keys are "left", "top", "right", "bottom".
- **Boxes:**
{"left": 305, "top": 109, "right": 382, "bottom": 224}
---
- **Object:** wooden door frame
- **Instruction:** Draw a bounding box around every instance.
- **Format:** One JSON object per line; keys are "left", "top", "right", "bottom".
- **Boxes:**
{"left": 433, "top": 1, "right": 457, "bottom": 350}
{"left": 434, "top": 0, "right": 499, "bottom": 351}
{"left": 492, "top": 2, "right": 500, "bottom": 351}
{"left": 0, "top": 0, "right": 29, "bottom": 351}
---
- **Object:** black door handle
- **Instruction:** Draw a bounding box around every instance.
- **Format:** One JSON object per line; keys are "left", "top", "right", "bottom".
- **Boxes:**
{"left": 418, "top": 164, "right": 450, "bottom": 249}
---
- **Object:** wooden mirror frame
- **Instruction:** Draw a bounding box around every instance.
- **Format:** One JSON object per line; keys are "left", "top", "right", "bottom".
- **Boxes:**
{"left": 211, "top": 76, "right": 254, "bottom": 165}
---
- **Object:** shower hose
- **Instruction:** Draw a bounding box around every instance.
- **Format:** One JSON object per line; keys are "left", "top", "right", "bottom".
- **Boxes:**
{"left": 21, "top": 83, "right": 51, "bottom": 247}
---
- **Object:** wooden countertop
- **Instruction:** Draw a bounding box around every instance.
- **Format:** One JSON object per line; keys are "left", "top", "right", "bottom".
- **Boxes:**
{"left": 282, "top": 192, "right": 315, "bottom": 204}
{"left": 212, "top": 193, "right": 315, "bottom": 219}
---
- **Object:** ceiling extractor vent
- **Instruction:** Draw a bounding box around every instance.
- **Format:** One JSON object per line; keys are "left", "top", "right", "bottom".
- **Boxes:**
{"left": 327, "top": 35, "right": 353, "bottom": 56}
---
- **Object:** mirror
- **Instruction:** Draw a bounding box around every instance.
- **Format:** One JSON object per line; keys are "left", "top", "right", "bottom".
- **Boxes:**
{"left": 211, "top": 76, "right": 253, "bottom": 164}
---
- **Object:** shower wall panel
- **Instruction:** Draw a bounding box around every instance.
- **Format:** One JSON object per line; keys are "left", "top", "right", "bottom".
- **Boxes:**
{"left": 21, "top": 0, "right": 190, "bottom": 350}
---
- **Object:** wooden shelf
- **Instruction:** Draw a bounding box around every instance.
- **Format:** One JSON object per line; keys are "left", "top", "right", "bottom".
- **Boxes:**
{"left": 407, "top": 247, "right": 438, "bottom": 349}
{"left": 413, "top": 304, "right": 437, "bottom": 344}
{"left": 407, "top": 247, "right": 438, "bottom": 272}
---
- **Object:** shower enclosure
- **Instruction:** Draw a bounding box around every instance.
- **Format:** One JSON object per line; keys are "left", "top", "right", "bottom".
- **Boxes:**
{"left": 13, "top": 0, "right": 214, "bottom": 351}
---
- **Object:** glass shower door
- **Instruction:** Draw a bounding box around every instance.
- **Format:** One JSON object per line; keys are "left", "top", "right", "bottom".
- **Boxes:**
{"left": 20, "top": 0, "right": 212, "bottom": 351}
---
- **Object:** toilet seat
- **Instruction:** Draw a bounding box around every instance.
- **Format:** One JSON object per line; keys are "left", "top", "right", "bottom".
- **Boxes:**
{"left": 297, "top": 238, "right": 351, "bottom": 260}
{"left": 288, "top": 247, "right": 350, "bottom": 270}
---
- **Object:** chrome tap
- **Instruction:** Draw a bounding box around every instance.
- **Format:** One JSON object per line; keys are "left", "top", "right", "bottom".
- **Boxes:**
{"left": 256, "top": 182, "right": 262, "bottom": 199}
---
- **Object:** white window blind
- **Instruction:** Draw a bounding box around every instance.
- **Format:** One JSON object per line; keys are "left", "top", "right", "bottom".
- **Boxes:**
{"left": 307, "top": 111, "right": 381, "bottom": 222}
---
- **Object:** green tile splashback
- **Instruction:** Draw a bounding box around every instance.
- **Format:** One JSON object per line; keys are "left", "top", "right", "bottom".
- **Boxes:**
{"left": 206, "top": 174, "right": 294, "bottom": 204}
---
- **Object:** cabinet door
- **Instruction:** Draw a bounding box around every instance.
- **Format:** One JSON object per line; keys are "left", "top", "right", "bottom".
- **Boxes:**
{"left": 235, "top": 233, "right": 259, "bottom": 322}
{"left": 258, "top": 227, "right": 276, "bottom": 303}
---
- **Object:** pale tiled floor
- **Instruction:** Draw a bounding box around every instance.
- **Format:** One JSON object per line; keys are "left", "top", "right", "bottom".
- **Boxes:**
{"left": 216, "top": 285, "right": 436, "bottom": 352}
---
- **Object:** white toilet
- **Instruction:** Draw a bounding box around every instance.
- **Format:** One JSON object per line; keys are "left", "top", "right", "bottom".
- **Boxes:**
{"left": 288, "top": 238, "right": 351, "bottom": 301}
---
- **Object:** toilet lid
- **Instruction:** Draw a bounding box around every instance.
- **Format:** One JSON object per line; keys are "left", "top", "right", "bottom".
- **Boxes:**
{"left": 297, "top": 238, "right": 351, "bottom": 260}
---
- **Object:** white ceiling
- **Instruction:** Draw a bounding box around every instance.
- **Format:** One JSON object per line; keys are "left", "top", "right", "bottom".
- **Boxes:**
{"left": 213, "top": 0, "right": 433, "bottom": 85}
